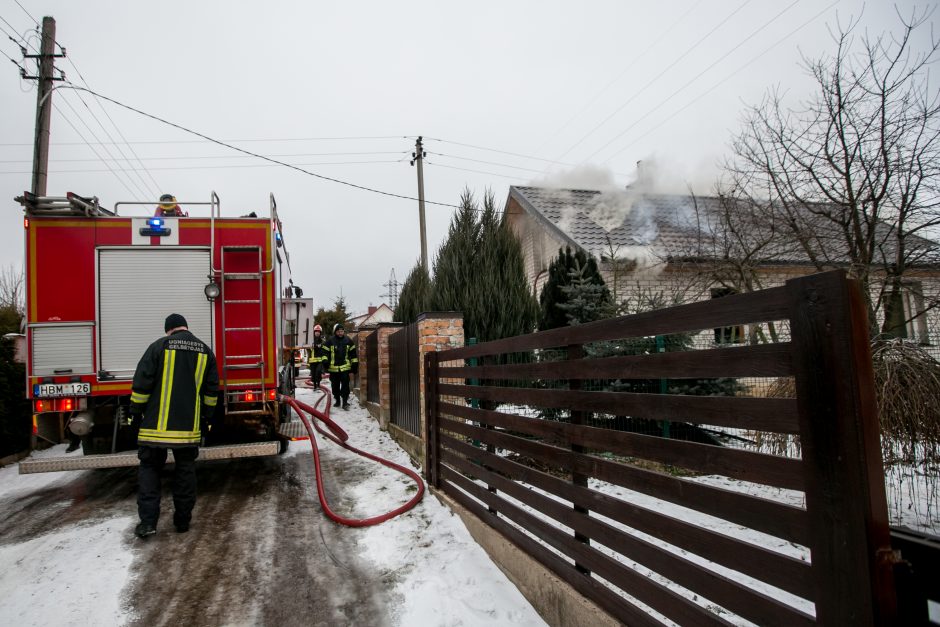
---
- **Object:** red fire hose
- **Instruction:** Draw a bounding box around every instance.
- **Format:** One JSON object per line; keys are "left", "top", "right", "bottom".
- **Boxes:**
{"left": 281, "top": 384, "right": 425, "bottom": 527}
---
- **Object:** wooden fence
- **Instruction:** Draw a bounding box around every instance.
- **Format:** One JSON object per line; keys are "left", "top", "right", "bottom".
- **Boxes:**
{"left": 389, "top": 321, "right": 421, "bottom": 436}
{"left": 424, "top": 270, "right": 896, "bottom": 625}
{"left": 365, "top": 330, "right": 379, "bottom": 404}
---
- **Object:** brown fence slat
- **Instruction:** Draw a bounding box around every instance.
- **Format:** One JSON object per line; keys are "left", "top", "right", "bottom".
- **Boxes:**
{"left": 442, "top": 434, "right": 814, "bottom": 600}
{"left": 439, "top": 384, "right": 800, "bottom": 434}
{"left": 389, "top": 323, "right": 421, "bottom": 435}
{"left": 440, "top": 342, "right": 792, "bottom": 380}
{"left": 440, "top": 410, "right": 804, "bottom": 491}
{"left": 440, "top": 476, "right": 666, "bottom": 627}
{"left": 436, "top": 411, "right": 809, "bottom": 544}
{"left": 443, "top": 448, "right": 815, "bottom": 626}
{"left": 442, "top": 466, "right": 735, "bottom": 627}
{"left": 366, "top": 331, "right": 379, "bottom": 404}
{"left": 439, "top": 285, "right": 790, "bottom": 360}
{"left": 787, "top": 271, "right": 896, "bottom": 624}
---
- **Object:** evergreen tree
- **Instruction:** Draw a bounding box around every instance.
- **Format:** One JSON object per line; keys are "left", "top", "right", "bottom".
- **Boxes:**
{"left": 538, "top": 247, "right": 610, "bottom": 330}
{"left": 430, "top": 190, "right": 536, "bottom": 342}
{"left": 315, "top": 295, "right": 350, "bottom": 334}
{"left": 475, "top": 193, "right": 538, "bottom": 342}
{"left": 394, "top": 261, "right": 432, "bottom": 324}
{"left": 557, "top": 258, "right": 615, "bottom": 325}
{"left": 431, "top": 190, "right": 483, "bottom": 336}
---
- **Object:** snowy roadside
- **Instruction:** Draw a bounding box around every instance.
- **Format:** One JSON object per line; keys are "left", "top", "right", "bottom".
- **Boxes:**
{"left": 0, "top": 388, "right": 548, "bottom": 627}
{"left": 290, "top": 386, "right": 547, "bottom": 626}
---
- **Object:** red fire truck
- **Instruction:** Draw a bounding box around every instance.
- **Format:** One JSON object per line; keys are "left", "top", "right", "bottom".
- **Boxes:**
{"left": 16, "top": 191, "right": 306, "bottom": 473}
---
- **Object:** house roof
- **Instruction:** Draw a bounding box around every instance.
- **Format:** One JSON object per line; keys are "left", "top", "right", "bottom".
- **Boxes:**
{"left": 349, "top": 303, "right": 394, "bottom": 328}
{"left": 508, "top": 185, "right": 940, "bottom": 268}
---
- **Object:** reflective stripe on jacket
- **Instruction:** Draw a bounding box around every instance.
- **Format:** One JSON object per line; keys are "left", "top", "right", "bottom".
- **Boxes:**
{"left": 307, "top": 337, "right": 326, "bottom": 365}
{"left": 321, "top": 335, "right": 357, "bottom": 373}
{"left": 131, "top": 329, "right": 220, "bottom": 447}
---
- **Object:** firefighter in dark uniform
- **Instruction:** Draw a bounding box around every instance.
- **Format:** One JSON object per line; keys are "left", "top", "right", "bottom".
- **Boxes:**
{"left": 322, "top": 323, "right": 357, "bottom": 409}
{"left": 130, "top": 313, "right": 219, "bottom": 538}
{"left": 307, "top": 324, "right": 326, "bottom": 387}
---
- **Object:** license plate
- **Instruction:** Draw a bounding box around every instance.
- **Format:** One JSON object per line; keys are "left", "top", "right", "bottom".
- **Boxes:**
{"left": 33, "top": 382, "right": 91, "bottom": 397}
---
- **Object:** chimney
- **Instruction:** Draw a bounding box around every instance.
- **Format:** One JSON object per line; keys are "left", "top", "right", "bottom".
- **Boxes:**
{"left": 368, "top": 306, "right": 377, "bottom": 315}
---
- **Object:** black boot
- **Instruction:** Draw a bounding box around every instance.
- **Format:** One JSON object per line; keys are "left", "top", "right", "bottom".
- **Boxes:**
{"left": 135, "top": 522, "right": 156, "bottom": 539}
{"left": 333, "top": 398, "right": 340, "bottom": 407}
{"left": 342, "top": 398, "right": 349, "bottom": 410}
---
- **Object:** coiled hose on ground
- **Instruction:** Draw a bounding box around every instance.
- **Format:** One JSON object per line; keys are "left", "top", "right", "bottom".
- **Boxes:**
{"left": 280, "top": 382, "right": 425, "bottom": 527}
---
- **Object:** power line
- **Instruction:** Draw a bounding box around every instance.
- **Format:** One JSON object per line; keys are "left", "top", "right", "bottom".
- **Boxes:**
{"left": 55, "top": 91, "right": 151, "bottom": 199}
{"left": 424, "top": 160, "right": 529, "bottom": 182}
{"left": 62, "top": 54, "right": 163, "bottom": 196}
{"left": 0, "top": 150, "right": 410, "bottom": 162}
{"left": 61, "top": 85, "right": 459, "bottom": 208}
{"left": 0, "top": 135, "right": 414, "bottom": 147}
{"left": 584, "top": 0, "right": 802, "bottom": 164}
{"left": 533, "top": 0, "right": 704, "bottom": 155}
{"left": 552, "top": 0, "right": 755, "bottom": 164}
{"left": 0, "top": 160, "right": 405, "bottom": 174}
{"left": 423, "top": 137, "right": 579, "bottom": 166}
{"left": 51, "top": 102, "right": 142, "bottom": 199}
{"left": 59, "top": 87, "right": 158, "bottom": 198}
{"left": 13, "top": 1, "right": 38, "bottom": 26}
{"left": 602, "top": 0, "right": 840, "bottom": 165}
{"left": 427, "top": 150, "right": 634, "bottom": 179}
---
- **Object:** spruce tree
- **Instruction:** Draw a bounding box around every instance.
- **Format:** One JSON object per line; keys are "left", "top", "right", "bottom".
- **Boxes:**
{"left": 475, "top": 193, "right": 538, "bottom": 342}
{"left": 394, "top": 261, "right": 432, "bottom": 324}
{"left": 558, "top": 257, "right": 615, "bottom": 325}
{"left": 430, "top": 190, "right": 536, "bottom": 343}
{"left": 314, "top": 295, "right": 350, "bottom": 334}
{"left": 538, "top": 247, "right": 610, "bottom": 330}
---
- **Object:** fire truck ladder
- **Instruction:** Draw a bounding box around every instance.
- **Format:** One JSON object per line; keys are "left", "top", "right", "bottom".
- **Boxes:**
{"left": 220, "top": 246, "right": 267, "bottom": 415}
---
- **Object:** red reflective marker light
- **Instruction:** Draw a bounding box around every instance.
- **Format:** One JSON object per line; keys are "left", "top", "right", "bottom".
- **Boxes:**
{"left": 34, "top": 399, "right": 48, "bottom": 413}
{"left": 245, "top": 391, "right": 255, "bottom": 402}
{"left": 56, "top": 397, "right": 74, "bottom": 412}
{"left": 23, "top": 217, "right": 29, "bottom": 229}
{"left": 267, "top": 389, "right": 276, "bottom": 400}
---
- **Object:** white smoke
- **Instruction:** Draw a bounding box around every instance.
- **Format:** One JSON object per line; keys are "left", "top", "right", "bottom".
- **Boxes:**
{"left": 523, "top": 157, "right": 719, "bottom": 273}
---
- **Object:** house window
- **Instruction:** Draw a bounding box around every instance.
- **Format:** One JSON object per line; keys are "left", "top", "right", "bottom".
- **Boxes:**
{"left": 710, "top": 287, "right": 745, "bottom": 344}
{"left": 902, "top": 281, "right": 930, "bottom": 345}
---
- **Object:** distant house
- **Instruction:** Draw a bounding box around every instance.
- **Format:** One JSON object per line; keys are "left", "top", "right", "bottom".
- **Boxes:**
{"left": 348, "top": 304, "right": 394, "bottom": 330}
{"left": 504, "top": 185, "right": 940, "bottom": 347}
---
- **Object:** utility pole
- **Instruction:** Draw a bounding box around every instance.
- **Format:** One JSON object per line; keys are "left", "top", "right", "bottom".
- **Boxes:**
{"left": 410, "top": 136, "right": 428, "bottom": 272}
{"left": 22, "top": 16, "right": 65, "bottom": 196}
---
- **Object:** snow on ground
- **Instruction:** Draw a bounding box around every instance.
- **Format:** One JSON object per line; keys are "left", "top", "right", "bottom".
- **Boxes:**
{"left": 291, "top": 386, "right": 547, "bottom": 626}
{"left": 0, "top": 387, "right": 547, "bottom": 627}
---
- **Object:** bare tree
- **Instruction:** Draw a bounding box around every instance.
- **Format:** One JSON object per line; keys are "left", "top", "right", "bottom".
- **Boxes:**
{"left": 724, "top": 9, "right": 940, "bottom": 338}
{"left": 0, "top": 264, "right": 24, "bottom": 315}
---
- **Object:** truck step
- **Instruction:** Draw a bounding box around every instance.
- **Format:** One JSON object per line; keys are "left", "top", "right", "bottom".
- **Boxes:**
{"left": 17, "top": 442, "right": 279, "bottom": 474}
{"left": 278, "top": 421, "right": 310, "bottom": 440}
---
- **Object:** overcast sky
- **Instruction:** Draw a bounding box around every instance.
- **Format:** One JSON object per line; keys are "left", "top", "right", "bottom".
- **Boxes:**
{"left": 0, "top": 1, "right": 934, "bottom": 315}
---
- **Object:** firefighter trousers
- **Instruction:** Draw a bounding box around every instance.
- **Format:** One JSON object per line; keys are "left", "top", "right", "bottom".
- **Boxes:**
{"left": 330, "top": 371, "right": 350, "bottom": 404}
{"left": 137, "top": 445, "right": 199, "bottom": 527}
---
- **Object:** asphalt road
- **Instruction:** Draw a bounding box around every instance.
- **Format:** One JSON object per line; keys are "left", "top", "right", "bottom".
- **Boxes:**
{"left": 0, "top": 448, "right": 393, "bottom": 626}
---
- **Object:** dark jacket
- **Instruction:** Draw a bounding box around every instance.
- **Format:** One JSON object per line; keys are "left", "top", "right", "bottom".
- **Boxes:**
{"left": 321, "top": 334, "right": 357, "bottom": 373}
{"left": 131, "top": 329, "right": 220, "bottom": 447}
{"left": 307, "top": 334, "right": 326, "bottom": 366}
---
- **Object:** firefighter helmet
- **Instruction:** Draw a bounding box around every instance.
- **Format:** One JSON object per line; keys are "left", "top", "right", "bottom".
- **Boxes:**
{"left": 313, "top": 324, "right": 322, "bottom": 333}
{"left": 158, "top": 193, "right": 177, "bottom": 209}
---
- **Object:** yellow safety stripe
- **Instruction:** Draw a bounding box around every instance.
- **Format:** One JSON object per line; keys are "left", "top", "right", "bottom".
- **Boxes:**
{"left": 203, "top": 395, "right": 218, "bottom": 406}
{"left": 130, "top": 391, "right": 150, "bottom": 403}
{"left": 192, "top": 353, "right": 208, "bottom": 432}
{"left": 138, "top": 428, "right": 200, "bottom": 444}
{"left": 158, "top": 350, "right": 176, "bottom": 431}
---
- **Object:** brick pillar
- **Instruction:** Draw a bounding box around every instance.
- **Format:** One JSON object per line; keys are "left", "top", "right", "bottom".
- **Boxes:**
{"left": 371, "top": 322, "right": 402, "bottom": 428}
{"left": 416, "top": 312, "right": 463, "bottom": 470}
{"left": 356, "top": 325, "right": 376, "bottom": 405}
